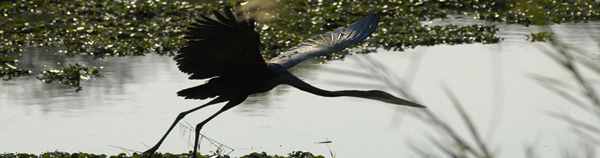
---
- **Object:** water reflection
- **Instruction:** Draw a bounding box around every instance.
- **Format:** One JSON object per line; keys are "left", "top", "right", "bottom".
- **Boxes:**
{"left": 1, "top": 45, "right": 316, "bottom": 116}
{"left": 2, "top": 48, "right": 178, "bottom": 118}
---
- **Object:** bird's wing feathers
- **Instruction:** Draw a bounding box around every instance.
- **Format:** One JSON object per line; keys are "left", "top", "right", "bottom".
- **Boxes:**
{"left": 176, "top": 6, "right": 265, "bottom": 79}
{"left": 268, "top": 12, "right": 381, "bottom": 68}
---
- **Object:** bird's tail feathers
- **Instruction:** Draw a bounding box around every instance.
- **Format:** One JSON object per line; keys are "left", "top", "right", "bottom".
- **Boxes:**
{"left": 177, "top": 83, "right": 217, "bottom": 100}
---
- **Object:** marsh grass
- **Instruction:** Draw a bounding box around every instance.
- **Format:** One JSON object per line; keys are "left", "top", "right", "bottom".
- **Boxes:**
{"left": 533, "top": 28, "right": 600, "bottom": 157}
{"left": 522, "top": 0, "right": 600, "bottom": 157}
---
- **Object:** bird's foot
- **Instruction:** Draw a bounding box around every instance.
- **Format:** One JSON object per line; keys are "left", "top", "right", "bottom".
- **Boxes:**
{"left": 141, "top": 146, "right": 158, "bottom": 158}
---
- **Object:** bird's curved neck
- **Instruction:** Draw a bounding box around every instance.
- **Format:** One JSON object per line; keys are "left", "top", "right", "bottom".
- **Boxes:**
{"left": 269, "top": 64, "right": 367, "bottom": 98}
{"left": 267, "top": 63, "right": 424, "bottom": 108}
{"left": 286, "top": 77, "right": 362, "bottom": 98}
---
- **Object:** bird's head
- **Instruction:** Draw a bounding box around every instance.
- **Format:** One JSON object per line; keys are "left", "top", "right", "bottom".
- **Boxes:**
{"left": 365, "top": 90, "right": 426, "bottom": 108}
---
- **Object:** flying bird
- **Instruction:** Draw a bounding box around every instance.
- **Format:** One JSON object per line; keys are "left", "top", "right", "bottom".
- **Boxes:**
{"left": 142, "top": 4, "right": 425, "bottom": 158}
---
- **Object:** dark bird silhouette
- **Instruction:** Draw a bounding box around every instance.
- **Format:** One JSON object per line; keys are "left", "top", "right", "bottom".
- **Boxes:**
{"left": 142, "top": 4, "right": 425, "bottom": 158}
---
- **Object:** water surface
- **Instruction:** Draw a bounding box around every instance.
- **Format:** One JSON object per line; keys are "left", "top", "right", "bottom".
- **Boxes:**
{"left": 1, "top": 21, "right": 600, "bottom": 157}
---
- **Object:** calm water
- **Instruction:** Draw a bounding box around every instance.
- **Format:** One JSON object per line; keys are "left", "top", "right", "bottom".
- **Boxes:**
{"left": 1, "top": 19, "right": 600, "bottom": 157}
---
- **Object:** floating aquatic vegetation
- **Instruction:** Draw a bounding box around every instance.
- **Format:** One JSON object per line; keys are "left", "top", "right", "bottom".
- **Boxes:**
{"left": 258, "top": 0, "right": 504, "bottom": 60}
{"left": 0, "top": 152, "right": 108, "bottom": 158}
{"left": 526, "top": 32, "right": 554, "bottom": 42}
{"left": 0, "top": 0, "right": 202, "bottom": 57}
{"left": 0, "top": 0, "right": 209, "bottom": 89}
{"left": 2, "top": 0, "right": 599, "bottom": 58}
{"left": 0, "top": 151, "right": 323, "bottom": 158}
{"left": 0, "top": 55, "right": 31, "bottom": 80}
{"left": 37, "top": 63, "right": 102, "bottom": 92}
{"left": 436, "top": 0, "right": 600, "bottom": 26}
{"left": 0, "top": 0, "right": 508, "bottom": 59}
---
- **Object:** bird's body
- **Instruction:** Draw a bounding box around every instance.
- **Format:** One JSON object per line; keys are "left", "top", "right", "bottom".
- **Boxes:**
{"left": 178, "top": 64, "right": 277, "bottom": 100}
{"left": 141, "top": 4, "right": 424, "bottom": 158}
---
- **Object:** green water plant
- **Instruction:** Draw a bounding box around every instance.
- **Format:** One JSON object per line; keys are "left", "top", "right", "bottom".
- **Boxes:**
{"left": 37, "top": 63, "right": 102, "bottom": 92}
{"left": 0, "top": 151, "right": 323, "bottom": 158}
{"left": 1, "top": 54, "right": 31, "bottom": 80}
{"left": 526, "top": 32, "right": 553, "bottom": 42}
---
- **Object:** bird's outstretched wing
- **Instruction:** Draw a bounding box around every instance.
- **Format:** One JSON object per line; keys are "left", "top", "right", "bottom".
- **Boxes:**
{"left": 268, "top": 12, "right": 381, "bottom": 68}
{"left": 176, "top": 6, "right": 266, "bottom": 79}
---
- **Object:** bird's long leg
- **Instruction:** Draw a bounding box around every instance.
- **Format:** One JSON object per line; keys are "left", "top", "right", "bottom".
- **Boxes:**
{"left": 142, "top": 97, "right": 228, "bottom": 158}
{"left": 191, "top": 96, "right": 247, "bottom": 158}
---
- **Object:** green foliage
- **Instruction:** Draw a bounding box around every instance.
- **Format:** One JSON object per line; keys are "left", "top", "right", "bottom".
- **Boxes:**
{"left": 436, "top": 0, "right": 600, "bottom": 26}
{"left": 1, "top": 152, "right": 108, "bottom": 158}
{"left": 0, "top": 54, "right": 31, "bottom": 80}
{"left": 257, "top": 0, "right": 503, "bottom": 59}
{"left": 526, "top": 32, "right": 554, "bottom": 42}
{"left": 37, "top": 63, "right": 102, "bottom": 92}
{"left": 0, "top": 0, "right": 509, "bottom": 60}
{"left": 239, "top": 151, "right": 323, "bottom": 158}
{"left": 0, "top": 151, "right": 323, "bottom": 158}
{"left": 0, "top": 0, "right": 200, "bottom": 57}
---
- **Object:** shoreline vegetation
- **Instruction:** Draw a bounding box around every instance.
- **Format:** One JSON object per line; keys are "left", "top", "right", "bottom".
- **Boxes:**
{"left": 0, "top": 151, "right": 324, "bottom": 158}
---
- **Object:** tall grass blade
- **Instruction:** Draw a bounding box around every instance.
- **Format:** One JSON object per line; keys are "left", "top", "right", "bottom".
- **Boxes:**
{"left": 442, "top": 85, "right": 492, "bottom": 158}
